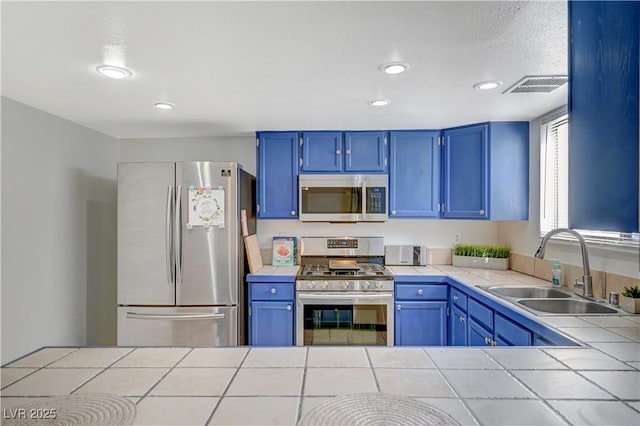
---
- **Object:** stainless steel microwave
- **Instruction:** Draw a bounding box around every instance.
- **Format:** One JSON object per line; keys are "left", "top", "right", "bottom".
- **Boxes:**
{"left": 298, "top": 174, "right": 388, "bottom": 222}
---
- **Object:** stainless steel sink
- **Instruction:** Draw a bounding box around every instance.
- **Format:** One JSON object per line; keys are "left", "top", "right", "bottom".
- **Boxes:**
{"left": 484, "top": 286, "right": 571, "bottom": 299}
{"left": 516, "top": 298, "right": 619, "bottom": 314}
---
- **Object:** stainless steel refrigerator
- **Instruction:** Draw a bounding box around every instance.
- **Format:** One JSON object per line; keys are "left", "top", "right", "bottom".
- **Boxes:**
{"left": 117, "top": 161, "right": 255, "bottom": 346}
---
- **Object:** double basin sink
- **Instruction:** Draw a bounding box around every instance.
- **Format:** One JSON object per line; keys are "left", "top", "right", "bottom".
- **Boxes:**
{"left": 479, "top": 285, "right": 624, "bottom": 315}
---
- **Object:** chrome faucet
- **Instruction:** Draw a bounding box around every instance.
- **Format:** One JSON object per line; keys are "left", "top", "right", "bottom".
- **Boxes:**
{"left": 535, "top": 228, "right": 593, "bottom": 298}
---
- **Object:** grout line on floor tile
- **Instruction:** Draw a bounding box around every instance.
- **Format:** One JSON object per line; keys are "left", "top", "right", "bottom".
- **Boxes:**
{"left": 65, "top": 368, "right": 107, "bottom": 395}
{"left": 571, "top": 369, "right": 634, "bottom": 403}
{"left": 421, "top": 348, "right": 481, "bottom": 426}
{"left": 364, "top": 348, "right": 380, "bottom": 393}
{"left": 104, "top": 348, "right": 136, "bottom": 368}
{"left": 1, "top": 346, "right": 79, "bottom": 368}
{"left": 1, "top": 369, "right": 41, "bottom": 391}
{"left": 295, "top": 347, "right": 309, "bottom": 425}
{"left": 623, "top": 401, "right": 640, "bottom": 414}
{"left": 135, "top": 348, "right": 195, "bottom": 401}
{"left": 202, "top": 346, "right": 252, "bottom": 425}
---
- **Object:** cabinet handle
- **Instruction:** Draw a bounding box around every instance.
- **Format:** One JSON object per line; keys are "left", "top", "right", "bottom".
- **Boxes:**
{"left": 286, "top": 305, "right": 292, "bottom": 311}
{"left": 290, "top": 210, "right": 296, "bottom": 216}
{"left": 336, "top": 149, "right": 341, "bottom": 155}
{"left": 479, "top": 209, "right": 485, "bottom": 215}
{"left": 397, "top": 304, "right": 402, "bottom": 310}
{"left": 391, "top": 210, "right": 396, "bottom": 215}
{"left": 459, "top": 316, "right": 465, "bottom": 323}
{"left": 453, "top": 295, "right": 459, "bottom": 301}
{"left": 491, "top": 339, "right": 497, "bottom": 346}
{"left": 346, "top": 149, "right": 351, "bottom": 154}
{"left": 270, "top": 288, "right": 277, "bottom": 294}
{"left": 417, "top": 289, "right": 424, "bottom": 295}
{"left": 484, "top": 337, "right": 490, "bottom": 345}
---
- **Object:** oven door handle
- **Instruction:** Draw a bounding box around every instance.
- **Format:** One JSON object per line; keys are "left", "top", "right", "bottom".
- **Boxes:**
{"left": 297, "top": 293, "right": 392, "bottom": 301}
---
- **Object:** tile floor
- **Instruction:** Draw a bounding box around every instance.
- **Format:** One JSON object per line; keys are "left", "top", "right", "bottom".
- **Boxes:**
{"left": 2, "top": 345, "right": 639, "bottom": 425}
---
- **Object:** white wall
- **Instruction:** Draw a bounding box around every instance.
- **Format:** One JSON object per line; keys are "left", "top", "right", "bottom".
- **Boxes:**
{"left": 119, "top": 136, "right": 256, "bottom": 175}
{"left": 1, "top": 97, "right": 119, "bottom": 364}
{"left": 257, "top": 219, "right": 498, "bottom": 252}
{"left": 497, "top": 111, "right": 640, "bottom": 278}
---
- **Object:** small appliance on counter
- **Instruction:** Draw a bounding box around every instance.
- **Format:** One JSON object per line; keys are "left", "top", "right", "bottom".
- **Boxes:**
{"left": 384, "top": 245, "right": 427, "bottom": 266}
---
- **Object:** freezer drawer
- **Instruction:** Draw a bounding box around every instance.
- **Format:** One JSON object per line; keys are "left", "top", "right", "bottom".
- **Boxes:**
{"left": 117, "top": 306, "right": 237, "bottom": 346}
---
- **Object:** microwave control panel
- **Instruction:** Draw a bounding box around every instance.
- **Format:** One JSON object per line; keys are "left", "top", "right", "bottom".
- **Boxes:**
{"left": 366, "top": 187, "right": 386, "bottom": 214}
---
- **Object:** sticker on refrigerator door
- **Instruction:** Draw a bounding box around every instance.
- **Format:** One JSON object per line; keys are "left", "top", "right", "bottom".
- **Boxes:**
{"left": 187, "top": 187, "right": 225, "bottom": 229}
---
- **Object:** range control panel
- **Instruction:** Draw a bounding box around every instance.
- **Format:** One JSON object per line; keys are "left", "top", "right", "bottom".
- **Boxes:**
{"left": 327, "top": 239, "right": 358, "bottom": 249}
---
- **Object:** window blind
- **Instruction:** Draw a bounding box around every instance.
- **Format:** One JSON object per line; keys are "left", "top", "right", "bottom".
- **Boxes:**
{"left": 540, "top": 115, "right": 569, "bottom": 236}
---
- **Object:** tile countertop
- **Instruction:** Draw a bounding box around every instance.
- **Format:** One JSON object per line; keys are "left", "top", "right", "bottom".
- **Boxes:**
{"left": 1, "top": 267, "right": 637, "bottom": 425}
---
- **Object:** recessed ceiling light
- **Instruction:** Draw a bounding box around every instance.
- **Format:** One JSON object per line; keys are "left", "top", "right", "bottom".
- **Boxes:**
{"left": 380, "top": 62, "right": 409, "bottom": 75}
{"left": 96, "top": 65, "right": 132, "bottom": 79}
{"left": 154, "top": 102, "right": 175, "bottom": 110}
{"left": 369, "top": 99, "right": 391, "bottom": 107}
{"left": 474, "top": 80, "right": 503, "bottom": 91}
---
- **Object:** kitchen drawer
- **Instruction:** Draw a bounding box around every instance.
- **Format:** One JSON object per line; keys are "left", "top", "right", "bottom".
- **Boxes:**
{"left": 450, "top": 288, "right": 468, "bottom": 311}
{"left": 468, "top": 298, "right": 493, "bottom": 331}
{"left": 395, "top": 284, "right": 448, "bottom": 301}
{"left": 495, "top": 313, "right": 532, "bottom": 346}
{"left": 250, "top": 283, "right": 294, "bottom": 301}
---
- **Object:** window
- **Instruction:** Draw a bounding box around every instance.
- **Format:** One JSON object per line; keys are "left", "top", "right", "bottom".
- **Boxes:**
{"left": 540, "top": 114, "right": 569, "bottom": 235}
{"left": 540, "top": 113, "right": 639, "bottom": 245}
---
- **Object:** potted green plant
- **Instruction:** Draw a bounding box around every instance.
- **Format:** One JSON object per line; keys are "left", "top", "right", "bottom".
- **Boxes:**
{"left": 619, "top": 285, "right": 640, "bottom": 314}
{"left": 452, "top": 244, "right": 510, "bottom": 270}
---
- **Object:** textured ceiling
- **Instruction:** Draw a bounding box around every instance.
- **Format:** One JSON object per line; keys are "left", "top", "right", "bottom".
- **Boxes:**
{"left": 1, "top": 1, "right": 568, "bottom": 139}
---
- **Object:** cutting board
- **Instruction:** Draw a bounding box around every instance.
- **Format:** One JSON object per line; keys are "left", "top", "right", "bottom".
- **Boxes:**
{"left": 244, "top": 234, "right": 263, "bottom": 273}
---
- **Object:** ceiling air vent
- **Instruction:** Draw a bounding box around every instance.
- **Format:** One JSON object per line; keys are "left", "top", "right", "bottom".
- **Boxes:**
{"left": 503, "top": 75, "right": 568, "bottom": 94}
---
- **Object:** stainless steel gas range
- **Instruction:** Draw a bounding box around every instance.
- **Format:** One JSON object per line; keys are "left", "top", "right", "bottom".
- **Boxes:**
{"left": 295, "top": 237, "right": 394, "bottom": 346}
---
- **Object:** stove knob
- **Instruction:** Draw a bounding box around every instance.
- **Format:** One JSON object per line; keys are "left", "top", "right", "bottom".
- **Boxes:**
{"left": 341, "top": 281, "right": 350, "bottom": 289}
{"left": 307, "top": 281, "right": 316, "bottom": 289}
{"left": 322, "top": 281, "right": 329, "bottom": 289}
{"left": 375, "top": 282, "right": 384, "bottom": 289}
{"left": 362, "top": 281, "right": 371, "bottom": 289}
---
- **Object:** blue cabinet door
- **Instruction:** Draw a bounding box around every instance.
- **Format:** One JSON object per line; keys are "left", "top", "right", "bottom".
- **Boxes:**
{"left": 568, "top": 1, "right": 639, "bottom": 233}
{"left": 389, "top": 131, "right": 440, "bottom": 218}
{"left": 250, "top": 301, "right": 294, "bottom": 346}
{"left": 395, "top": 301, "right": 447, "bottom": 346}
{"left": 468, "top": 318, "right": 493, "bottom": 346}
{"left": 301, "top": 132, "right": 343, "bottom": 172}
{"left": 257, "top": 132, "right": 299, "bottom": 218}
{"left": 494, "top": 313, "right": 532, "bottom": 346}
{"left": 442, "top": 125, "right": 488, "bottom": 219}
{"left": 344, "top": 131, "right": 387, "bottom": 172}
{"left": 449, "top": 304, "right": 468, "bottom": 346}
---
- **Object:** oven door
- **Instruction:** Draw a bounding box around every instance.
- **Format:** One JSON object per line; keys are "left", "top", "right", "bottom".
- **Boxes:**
{"left": 296, "top": 292, "right": 394, "bottom": 346}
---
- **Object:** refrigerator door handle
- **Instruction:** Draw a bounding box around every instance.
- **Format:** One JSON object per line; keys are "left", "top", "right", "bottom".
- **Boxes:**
{"left": 166, "top": 185, "right": 174, "bottom": 284}
{"left": 126, "top": 312, "right": 226, "bottom": 321}
{"left": 175, "top": 184, "right": 183, "bottom": 284}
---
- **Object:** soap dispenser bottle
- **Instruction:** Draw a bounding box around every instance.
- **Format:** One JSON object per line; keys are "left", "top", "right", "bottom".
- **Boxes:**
{"left": 551, "top": 260, "right": 561, "bottom": 287}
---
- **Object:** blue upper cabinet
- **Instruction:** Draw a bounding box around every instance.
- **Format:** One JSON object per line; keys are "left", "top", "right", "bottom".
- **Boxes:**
{"left": 301, "top": 132, "right": 343, "bottom": 172}
{"left": 256, "top": 132, "right": 299, "bottom": 219}
{"left": 568, "top": 1, "right": 639, "bottom": 233}
{"left": 442, "top": 124, "right": 488, "bottom": 219}
{"left": 300, "top": 131, "right": 388, "bottom": 173}
{"left": 344, "top": 131, "right": 387, "bottom": 172}
{"left": 389, "top": 131, "right": 440, "bottom": 218}
{"left": 442, "top": 122, "right": 529, "bottom": 220}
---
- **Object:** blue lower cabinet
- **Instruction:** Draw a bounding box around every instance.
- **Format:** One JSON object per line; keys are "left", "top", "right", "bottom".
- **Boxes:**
{"left": 468, "top": 318, "right": 493, "bottom": 346}
{"left": 449, "top": 304, "right": 468, "bottom": 346}
{"left": 395, "top": 301, "right": 447, "bottom": 346}
{"left": 248, "top": 280, "right": 295, "bottom": 346}
{"left": 494, "top": 313, "right": 532, "bottom": 346}
{"left": 250, "top": 301, "right": 294, "bottom": 346}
